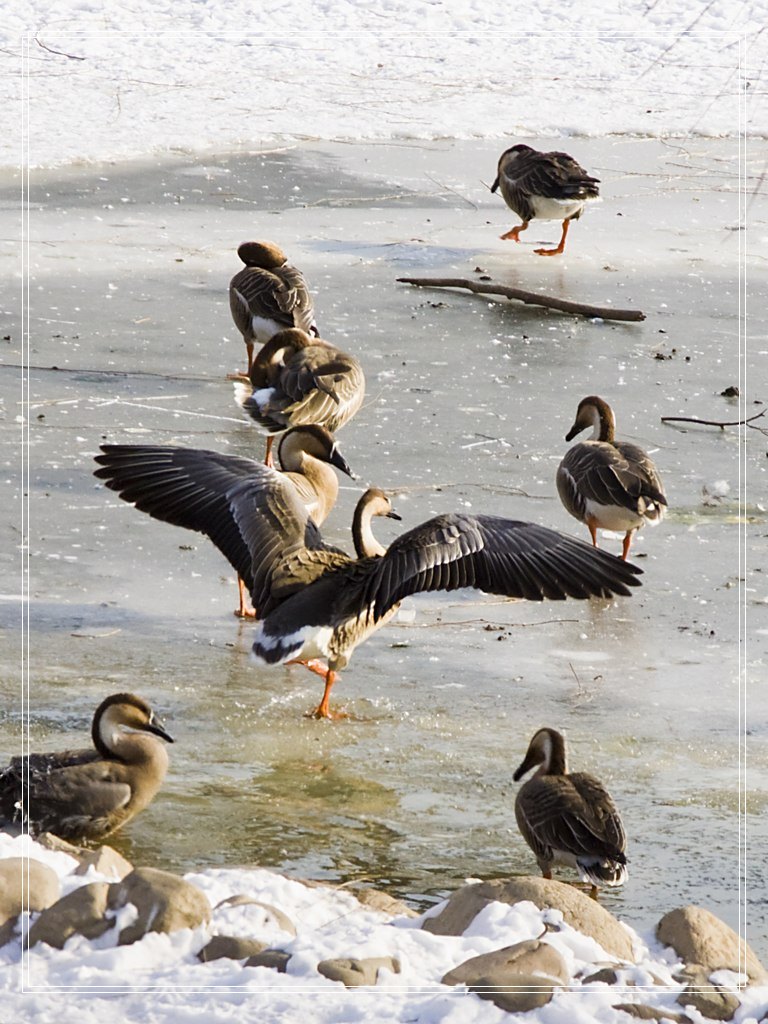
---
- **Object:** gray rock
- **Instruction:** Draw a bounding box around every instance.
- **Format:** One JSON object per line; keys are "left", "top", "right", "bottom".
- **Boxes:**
{"left": 107, "top": 867, "right": 211, "bottom": 945}
{"left": 352, "top": 888, "right": 418, "bottom": 918}
{"left": 74, "top": 846, "right": 133, "bottom": 881}
{"left": 214, "top": 895, "right": 296, "bottom": 936}
{"left": 469, "top": 973, "right": 559, "bottom": 1013}
{"left": 245, "top": 949, "right": 292, "bottom": 972}
{"left": 198, "top": 935, "right": 268, "bottom": 962}
{"left": 423, "top": 876, "right": 634, "bottom": 961}
{"left": 317, "top": 956, "right": 401, "bottom": 987}
{"left": 442, "top": 939, "right": 569, "bottom": 987}
{"left": 675, "top": 964, "right": 741, "bottom": 1021}
{"left": 657, "top": 906, "right": 766, "bottom": 984}
{"left": 583, "top": 966, "right": 669, "bottom": 987}
{"left": 612, "top": 1004, "right": 692, "bottom": 1022}
{"left": 0, "top": 857, "right": 60, "bottom": 926}
{"left": 35, "top": 833, "right": 86, "bottom": 858}
{"left": 28, "top": 882, "right": 111, "bottom": 949}
{"left": 584, "top": 966, "right": 621, "bottom": 985}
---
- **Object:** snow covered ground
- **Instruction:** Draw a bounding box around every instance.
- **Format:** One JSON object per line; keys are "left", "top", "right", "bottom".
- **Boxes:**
{"left": 3, "top": 0, "right": 767, "bottom": 170}
{"left": 4, "top": 833, "right": 766, "bottom": 1024}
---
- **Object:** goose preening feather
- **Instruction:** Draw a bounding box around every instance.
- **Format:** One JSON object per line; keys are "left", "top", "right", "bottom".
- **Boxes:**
{"left": 232, "top": 327, "right": 365, "bottom": 468}
{"left": 229, "top": 241, "right": 318, "bottom": 374}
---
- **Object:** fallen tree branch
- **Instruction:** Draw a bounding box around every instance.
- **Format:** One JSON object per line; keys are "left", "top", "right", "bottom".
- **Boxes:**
{"left": 397, "top": 276, "right": 646, "bottom": 322}
{"left": 661, "top": 410, "right": 766, "bottom": 431}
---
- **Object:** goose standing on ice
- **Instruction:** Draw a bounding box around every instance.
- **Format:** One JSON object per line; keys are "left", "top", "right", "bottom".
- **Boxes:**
{"left": 229, "top": 241, "right": 318, "bottom": 375}
{"left": 232, "top": 327, "right": 365, "bottom": 469}
{"left": 248, "top": 491, "right": 641, "bottom": 718}
{"left": 557, "top": 395, "right": 667, "bottom": 560}
{"left": 491, "top": 144, "right": 600, "bottom": 256}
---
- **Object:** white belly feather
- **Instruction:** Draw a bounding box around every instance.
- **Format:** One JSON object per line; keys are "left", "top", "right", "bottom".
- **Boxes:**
{"left": 530, "top": 195, "right": 599, "bottom": 221}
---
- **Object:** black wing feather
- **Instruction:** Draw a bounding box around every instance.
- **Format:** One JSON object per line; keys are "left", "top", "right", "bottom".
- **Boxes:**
{"left": 94, "top": 445, "right": 313, "bottom": 599}
{"left": 357, "top": 514, "right": 641, "bottom": 622}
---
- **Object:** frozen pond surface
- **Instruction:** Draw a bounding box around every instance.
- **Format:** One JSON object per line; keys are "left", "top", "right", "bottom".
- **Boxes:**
{"left": 1, "top": 137, "right": 766, "bottom": 956}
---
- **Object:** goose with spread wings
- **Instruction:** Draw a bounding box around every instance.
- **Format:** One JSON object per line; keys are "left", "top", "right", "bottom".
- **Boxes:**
{"left": 92, "top": 432, "right": 643, "bottom": 717}
{"left": 94, "top": 425, "right": 354, "bottom": 619}
{"left": 249, "top": 490, "right": 641, "bottom": 717}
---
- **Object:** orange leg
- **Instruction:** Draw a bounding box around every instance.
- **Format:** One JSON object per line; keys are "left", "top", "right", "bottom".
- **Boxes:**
{"left": 586, "top": 515, "right": 600, "bottom": 548}
{"left": 287, "top": 657, "right": 329, "bottom": 679}
{"left": 264, "top": 436, "right": 274, "bottom": 469}
{"left": 501, "top": 220, "right": 528, "bottom": 242}
{"left": 542, "top": 868, "right": 553, "bottom": 880}
{"left": 535, "top": 218, "right": 570, "bottom": 256}
{"left": 621, "top": 531, "right": 634, "bottom": 561}
{"left": 285, "top": 660, "right": 347, "bottom": 720}
{"left": 285, "top": 660, "right": 347, "bottom": 719}
{"left": 311, "top": 669, "right": 342, "bottom": 720}
{"left": 246, "top": 341, "right": 254, "bottom": 374}
{"left": 589, "top": 884, "right": 599, "bottom": 900}
{"left": 234, "top": 577, "right": 257, "bottom": 619}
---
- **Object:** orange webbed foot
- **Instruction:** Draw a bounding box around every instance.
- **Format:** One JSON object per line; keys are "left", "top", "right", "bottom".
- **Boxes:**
{"left": 500, "top": 220, "right": 528, "bottom": 242}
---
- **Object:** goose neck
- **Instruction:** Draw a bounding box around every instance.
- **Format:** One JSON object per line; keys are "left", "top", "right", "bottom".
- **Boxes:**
{"left": 353, "top": 500, "right": 387, "bottom": 559}
{"left": 537, "top": 729, "right": 568, "bottom": 776}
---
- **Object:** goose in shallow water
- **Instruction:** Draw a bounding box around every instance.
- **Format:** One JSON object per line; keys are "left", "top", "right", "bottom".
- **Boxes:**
{"left": 94, "top": 424, "right": 355, "bottom": 619}
{"left": 513, "top": 727, "right": 627, "bottom": 897}
{"left": 229, "top": 241, "right": 318, "bottom": 375}
{"left": 232, "top": 327, "right": 365, "bottom": 468}
{"left": 141, "top": 473, "right": 644, "bottom": 719}
{"left": 491, "top": 144, "right": 600, "bottom": 256}
{"left": 249, "top": 491, "right": 641, "bottom": 718}
{"left": 0, "top": 693, "right": 173, "bottom": 841}
{"left": 557, "top": 395, "right": 667, "bottom": 560}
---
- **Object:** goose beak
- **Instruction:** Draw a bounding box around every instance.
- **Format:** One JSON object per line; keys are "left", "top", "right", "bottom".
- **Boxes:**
{"left": 147, "top": 714, "right": 174, "bottom": 744}
{"left": 513, "top": 752, "right": 538, "bottom": 782}
{"left": 490, "top": 176, "right": 500, "bottom": 193}
{"left": 386, "top": 509, "right": 402, "bottom": 521}
{"left": 330, "top": 445, "right": 356, "bottom": 480}
{"left": 565, "top": 422, "right": 581, "bottom": 442}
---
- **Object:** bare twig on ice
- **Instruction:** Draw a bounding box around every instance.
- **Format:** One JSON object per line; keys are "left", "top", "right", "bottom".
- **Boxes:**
{"left": 661, "top": 409, "right": 766, "bottom": 432}
{"left": 34, "top": 35, "right": 86, "bottom": 60}
{"left": 397, "top": 277, "right": 646, "bottom": 322}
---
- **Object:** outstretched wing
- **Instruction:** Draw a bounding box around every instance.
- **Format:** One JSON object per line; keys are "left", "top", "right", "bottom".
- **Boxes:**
{"left": 355, "top": 514, "right": 642, "bottom": 622}
{"left": 93, "top": 445, "right": 320, "bottom": 604}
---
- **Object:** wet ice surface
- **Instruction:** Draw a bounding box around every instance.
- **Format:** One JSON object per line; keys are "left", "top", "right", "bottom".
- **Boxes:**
{"left": 1, "top": 137, "right": 766, "bottom": 956}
